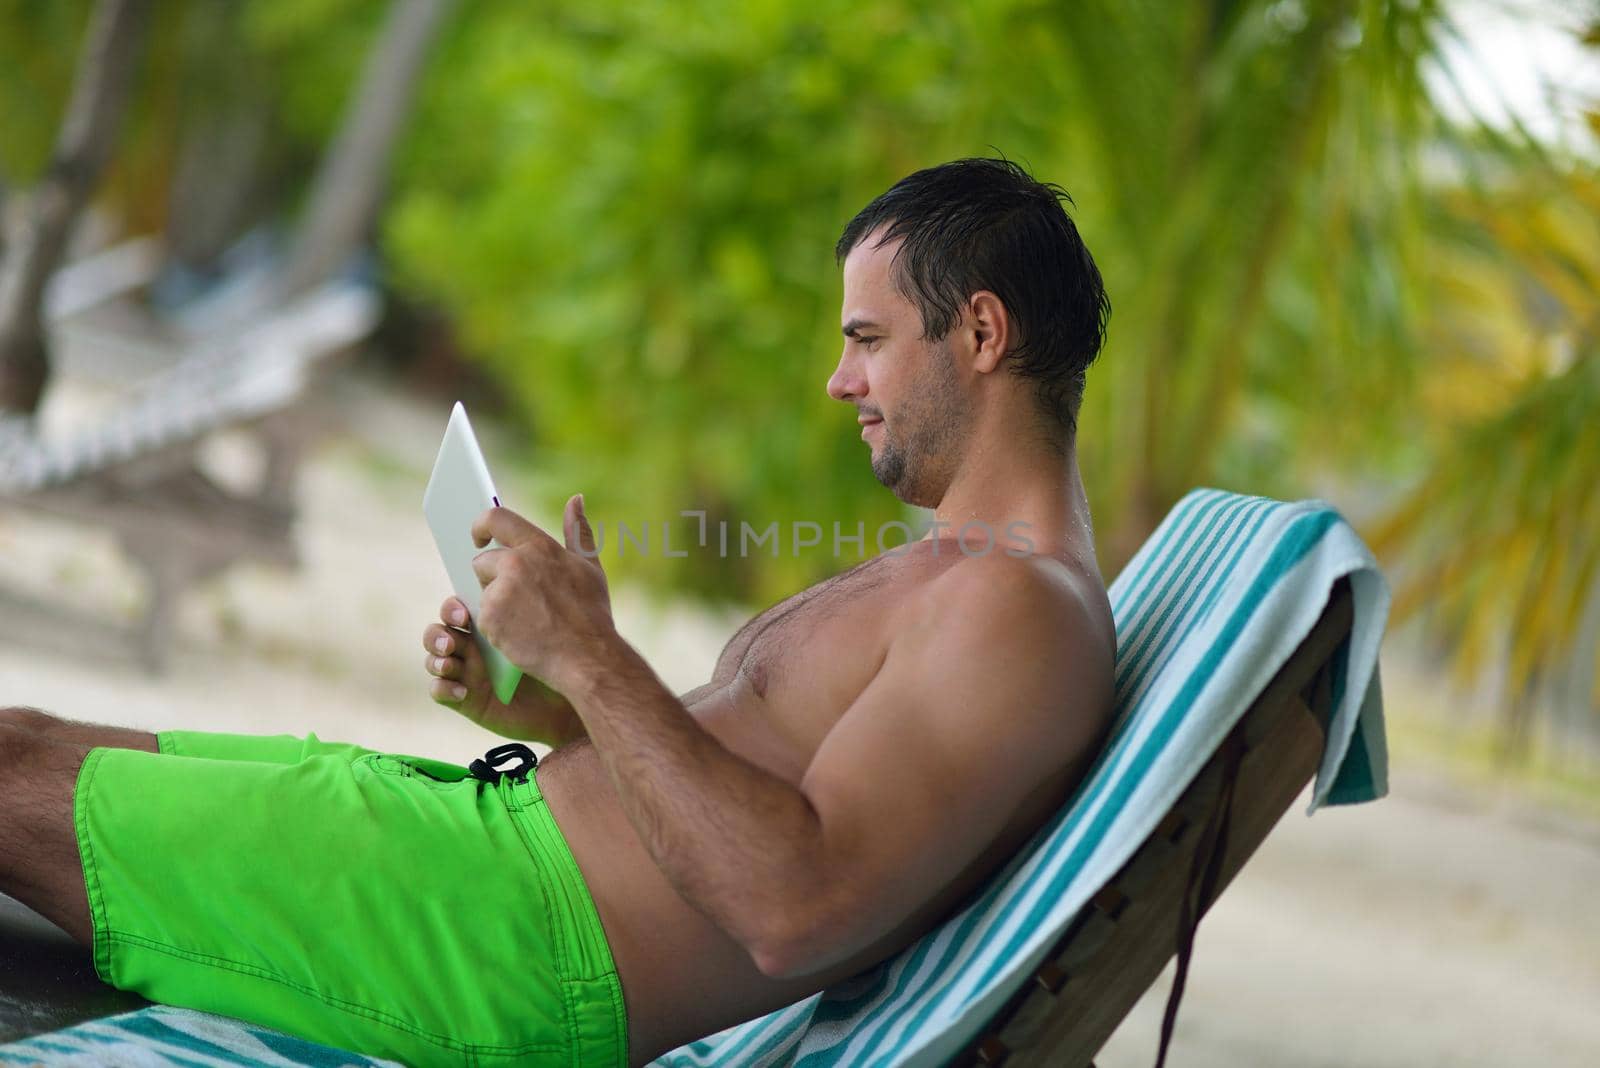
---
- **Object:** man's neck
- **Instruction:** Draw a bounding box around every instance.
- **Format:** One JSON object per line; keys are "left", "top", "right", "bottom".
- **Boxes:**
{"left": 928, "top": 431, "right": 1093, "bottom": 565}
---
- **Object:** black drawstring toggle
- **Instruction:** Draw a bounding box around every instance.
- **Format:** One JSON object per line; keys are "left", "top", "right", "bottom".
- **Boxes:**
{"left": 468, "top": 742, "right": 538, "bottom": 784}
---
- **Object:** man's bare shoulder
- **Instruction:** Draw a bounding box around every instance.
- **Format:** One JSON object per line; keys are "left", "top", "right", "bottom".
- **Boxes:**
{"left": 898, "top": 547, "right": 1114, "bottom": 666}
{"left": 868, "top": 545, "right": 1116, "bottom": 747}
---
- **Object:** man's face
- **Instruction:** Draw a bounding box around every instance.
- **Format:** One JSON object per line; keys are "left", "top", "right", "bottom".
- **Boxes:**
{"left": 828, "top": 232, "right": 971, "bottom": 508}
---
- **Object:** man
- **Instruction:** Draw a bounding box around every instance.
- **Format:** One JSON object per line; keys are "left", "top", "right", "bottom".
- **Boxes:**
{"left": 0, "top": 157, "right": 1116, "bottom": 1066}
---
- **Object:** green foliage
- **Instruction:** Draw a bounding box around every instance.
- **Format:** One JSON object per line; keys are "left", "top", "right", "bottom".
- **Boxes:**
{"left": 1, "top": 0, "right": 1457, "bottom": 602}
{"left": 0, "top": 2, "right": 94, "bottom": 180}
{"left": 241, "top": 0, "right": 385, "bottom": 146}
{"left": 5, "top": 3, "right": 1597, "bottom": 747}
{"left": 384, "top": 0, "right": 1059, "bottom": 601}
{"left": 375, "top": 0, "right": 1460, "bottom": 598}
{"left": 1369, "top": 158, "right": 1600, "bottom": 738}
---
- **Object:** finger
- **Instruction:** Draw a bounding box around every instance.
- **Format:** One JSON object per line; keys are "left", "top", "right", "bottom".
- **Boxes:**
{"left": 470, "top": 547, "right": 505, "bottom": 588}
{"left": 424, "top": 623, "right": 460, "bottom": 656}
{"left": 439, "top": 596, "right": 470, "bottom": 628}
{"left": 430, "top": 677, "right": 469, "bottom": 704}
{"left": 471, "top": 506, "right": 548, "bottom": 551}
{"left": 424, "top": 651, "right": 461, "bottom": 681}
{"left": 564, "top": 493, "right": 601, "bottom": 559}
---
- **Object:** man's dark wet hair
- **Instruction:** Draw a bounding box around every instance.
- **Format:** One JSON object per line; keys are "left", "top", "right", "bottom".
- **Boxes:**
{"left": 836, "top": 157, "right": 1110, "bottom": 441}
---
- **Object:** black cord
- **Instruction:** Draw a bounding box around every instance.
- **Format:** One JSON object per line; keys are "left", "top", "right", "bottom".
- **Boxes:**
{"left": 1154, "top": 733, "right": 1245, "bottom": 1068}
{"left": 468, "top": 742, "right": 538, "bottom": 784}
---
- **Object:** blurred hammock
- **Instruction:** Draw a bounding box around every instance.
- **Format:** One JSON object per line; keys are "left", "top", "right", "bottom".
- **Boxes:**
{"left": 0, "top": 242, "right": 380, "bottom": 672}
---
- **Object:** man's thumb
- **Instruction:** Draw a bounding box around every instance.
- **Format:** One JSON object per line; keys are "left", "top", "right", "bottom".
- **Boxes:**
{"left": 566, "top": 493, "right": 600, "bottom": 558}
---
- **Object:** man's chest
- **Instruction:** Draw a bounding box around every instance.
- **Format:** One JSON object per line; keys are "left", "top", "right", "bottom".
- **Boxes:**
{"left": 692, "top": 556, "right": 917, "bottom": 775}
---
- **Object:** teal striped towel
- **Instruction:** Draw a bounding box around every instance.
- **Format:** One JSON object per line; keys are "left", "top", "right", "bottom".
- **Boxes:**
{"left": 2, "top": 489, "right": 1388, "bottom": 1067}
{"left": 0, "top": 1004, "right": 397, "bottom": 1066}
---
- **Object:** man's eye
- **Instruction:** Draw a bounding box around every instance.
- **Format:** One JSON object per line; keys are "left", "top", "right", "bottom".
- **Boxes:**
{"left": 856, "top": 336, "right": 880, "bottom": 348}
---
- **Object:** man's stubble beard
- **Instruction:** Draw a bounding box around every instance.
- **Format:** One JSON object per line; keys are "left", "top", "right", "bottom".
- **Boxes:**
{"left": 870, "top": 338, "right": 969, "bottom": 509}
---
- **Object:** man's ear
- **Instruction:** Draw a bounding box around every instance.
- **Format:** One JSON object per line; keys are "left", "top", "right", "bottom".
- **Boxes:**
{"left": 967, "top": 291, "right": 1011, "bottom": 374}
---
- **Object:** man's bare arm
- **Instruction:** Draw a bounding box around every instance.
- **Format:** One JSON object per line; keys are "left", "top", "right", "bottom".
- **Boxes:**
{"left": 565, "top": 557, "right": 1112, "bottom": 977}
{"left": 464, "top": 501, "right": 1111, "bottom": 975}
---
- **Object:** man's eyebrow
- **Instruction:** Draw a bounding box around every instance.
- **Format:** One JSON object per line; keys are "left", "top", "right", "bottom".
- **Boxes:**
{"left": 842, "top": 318, "right": 883, "bottom": 338}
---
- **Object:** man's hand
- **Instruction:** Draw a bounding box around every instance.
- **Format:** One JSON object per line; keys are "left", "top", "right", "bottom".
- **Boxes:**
{"left": 422, "top": 596, "right": 586, "bottom": 746}
{"left": 468, "top": 494, "right": 617, "bottom": 696}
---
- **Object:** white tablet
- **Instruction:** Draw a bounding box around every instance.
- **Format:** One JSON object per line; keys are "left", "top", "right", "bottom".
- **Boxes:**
{"left": 422, "top": 401, "right": 523, "bottom": 705}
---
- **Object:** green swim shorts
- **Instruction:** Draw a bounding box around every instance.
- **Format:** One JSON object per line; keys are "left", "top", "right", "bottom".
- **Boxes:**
{"left": 72, "top": 729, "right": 628, "bottom": 1067}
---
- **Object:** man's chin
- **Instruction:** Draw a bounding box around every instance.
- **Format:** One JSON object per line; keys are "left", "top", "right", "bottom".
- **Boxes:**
{"left": 869, "top": 456, "right": 900, "bottom": 492}
{"left": 873, "top": 457, "right": 946, "bottom": 510}
{"left": 871, "top": 460, "right": 927, "bottom": 508}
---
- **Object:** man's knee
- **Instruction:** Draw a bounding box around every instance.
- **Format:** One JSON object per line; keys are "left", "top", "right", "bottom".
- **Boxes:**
{"left": 0, "top": 705, "right": 64, "bottom": 735}
{"left": 0, "top": 725, "right": 78, "bottom": 833}
{"left": 0, "top": 724, "right": 95, "bottom": 945}
{"left": 0, "top": 718, "right": 48, "bottom": 772}
{"left": 0, "top": 707, "right": 157, "bottom": 754}
{"left": 0, "top": 724, "right": 86, "bottom": 810}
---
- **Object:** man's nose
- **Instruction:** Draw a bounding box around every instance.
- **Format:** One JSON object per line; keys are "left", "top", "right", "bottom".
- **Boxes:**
{"left": 827, "top": 351, "right": 866, "bottom": 403}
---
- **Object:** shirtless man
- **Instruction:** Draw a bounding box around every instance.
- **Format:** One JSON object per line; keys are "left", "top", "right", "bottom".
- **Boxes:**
{"left": 0, "top": 157, "right": 1115, "bottom": 1066}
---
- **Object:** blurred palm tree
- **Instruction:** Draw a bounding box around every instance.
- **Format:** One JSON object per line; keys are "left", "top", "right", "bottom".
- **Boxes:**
{"left": 0, "top": 0, "right": 148, "bottom": 414}
{"left": 383, "top": 0, "right": 1452, "bottom": 595}
{"left": 1069, "top": 0, "right": 1600, "bottom": 759}
{"left": 1050, "top": 0, "right": 1441, "bottom": 564}
{"left": 1366, "top": 12, "right": 1600, "bottom": 761}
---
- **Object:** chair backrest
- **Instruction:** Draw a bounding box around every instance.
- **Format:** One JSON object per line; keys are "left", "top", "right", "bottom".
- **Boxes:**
{"left": 964, "top": 576, "right": 1353, "bottom": 1067}
{"left": 652, "top": 488, "right": 1389, "bottom": 1067}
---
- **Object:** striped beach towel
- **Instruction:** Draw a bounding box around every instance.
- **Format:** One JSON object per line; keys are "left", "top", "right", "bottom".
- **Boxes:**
{"left": 1, "top": 488, "right": 1388, "bottom": 1067}
{"left": 0, "top": 1004, "right": 397, "bottom": 1066}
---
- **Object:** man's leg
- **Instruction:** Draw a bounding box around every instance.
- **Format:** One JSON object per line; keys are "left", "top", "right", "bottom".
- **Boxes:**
{"left": 0, "top": 705, "right": 158, "bottom": 754}
{"left": 0, "top": 706, "right": 390, "bottom": 951}
{"left": 0, "top": 719, "right": 94, "bottom": 946}
{"left": 2, "top": 706, "right": 386, "bottom": 767}
{"left": 44, "top": 729, "right": 623, "bottom": 1064}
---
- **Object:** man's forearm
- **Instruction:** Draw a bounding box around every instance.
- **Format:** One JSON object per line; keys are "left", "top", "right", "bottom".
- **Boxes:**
{"left": 565, "top": 637, "right": 826, "bottom": 959}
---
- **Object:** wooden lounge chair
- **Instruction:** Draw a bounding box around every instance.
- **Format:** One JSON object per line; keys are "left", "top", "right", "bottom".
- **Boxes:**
{"left": 962, "top": 576, "right": 1353, "bottom": 1067}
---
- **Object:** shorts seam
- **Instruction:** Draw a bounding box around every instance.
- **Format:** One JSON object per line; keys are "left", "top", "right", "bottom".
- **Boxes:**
{"left": 72, "top": 747, "right": 112, "bottom": 981}
{"left": 511, "top": 785, "right": 629, "bottom": 1064}
{"left": 538, "top": 796, "right": 581, "bottom": 1061}
{"left": 556, "top": 974, "right": 629, "bottom": 1067}
{"left": 363, "top": 753, "right": 480, "bottom": 792}
{"left": 561, "top": 980, "right": 579, "bottom": 1067}
{"left": 610, "top": 971, "right": 629, "bottom": 1063}
{"left": 504, "top": 793, "right": 571, "bottom": 981}
{"left": 156, "top": 731, "right": 177, "bottom": 757}
{"left": 101, "top": 932, "right": 570, "bottom": 1057}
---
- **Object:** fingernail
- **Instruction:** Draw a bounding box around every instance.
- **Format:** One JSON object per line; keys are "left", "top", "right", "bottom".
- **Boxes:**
{"left": 434, "top": 634, "right": 449, "bottom": 653}
{"left": 434, "top": 656, "right": 449, "bottom": 672}
{"left": 451, "top": 683, "right": 467, "bottom": 699}
{"left": 449, "top": 606, "right": 466, "bottom": 625}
